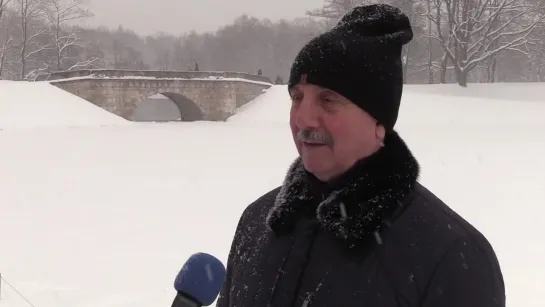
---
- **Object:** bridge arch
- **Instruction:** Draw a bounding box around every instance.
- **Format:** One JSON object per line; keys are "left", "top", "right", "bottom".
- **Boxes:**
{"left": 132, "top": 92, "right": 204, "bottom": 122}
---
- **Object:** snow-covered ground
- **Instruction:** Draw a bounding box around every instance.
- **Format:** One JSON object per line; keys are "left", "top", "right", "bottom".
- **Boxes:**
{"left": 0, "top": 81, "right": 544, "bottom": 307}
{"left": 0, "top": 81, "right": 129, "bottom": 130}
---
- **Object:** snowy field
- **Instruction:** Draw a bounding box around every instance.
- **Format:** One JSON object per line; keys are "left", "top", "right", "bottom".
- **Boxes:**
{"left": 0, "top": 81, "right": 129, "bottom": 130}
{"left": 0, "top": 80, "right": 544, "bottom": 307}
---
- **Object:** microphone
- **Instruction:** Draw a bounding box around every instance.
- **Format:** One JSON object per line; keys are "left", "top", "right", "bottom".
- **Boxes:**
{"left": 171, "top": 252, "right": 227, "bottom": 307}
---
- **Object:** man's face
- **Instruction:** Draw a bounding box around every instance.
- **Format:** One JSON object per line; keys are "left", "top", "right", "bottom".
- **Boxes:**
{"left": 289, "top": 80, "right": 385, "bottom": 182}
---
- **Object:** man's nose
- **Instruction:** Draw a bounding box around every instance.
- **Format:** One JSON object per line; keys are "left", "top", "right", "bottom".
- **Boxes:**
{"left": 294, "top": 98, "right": 320, "bottom": 129}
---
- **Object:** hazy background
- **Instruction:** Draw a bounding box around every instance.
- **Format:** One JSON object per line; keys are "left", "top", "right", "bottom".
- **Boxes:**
{"left": 84, "top": 0, "right": 324, "bottom": 35}
{"left": 1, "top": 0, "right": 545, "bottom": 85}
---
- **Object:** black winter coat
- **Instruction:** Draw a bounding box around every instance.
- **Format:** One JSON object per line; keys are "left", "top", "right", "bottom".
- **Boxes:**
{"left": 217, "top": 131, "right": 505, "bottom": 307}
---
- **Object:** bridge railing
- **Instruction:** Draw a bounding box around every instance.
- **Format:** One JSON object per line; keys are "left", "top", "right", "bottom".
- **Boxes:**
{"left": 35, "top": 69, "right": 272, "bottom": 84}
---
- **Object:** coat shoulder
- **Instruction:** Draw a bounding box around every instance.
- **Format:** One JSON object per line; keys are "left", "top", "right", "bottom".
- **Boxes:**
{"left": 408, "top": 184, "right": 506, "bottom": 306}
{"left": 242, "top": 186, "right": 281, "bottom": 222}
{"left": 383, "top": 183, "right": 505, "bottom": 305}
{"left": 392, "top": 182, "right": 500, "bottom": 258}
{"left": 410, "top": 183, "right": 494, "bottom": 245}
{"left": 217, "top": 187, "right": 282, "bottom": 307}
{"left": 232, "top": 186, "right": 282, "bottom": 242}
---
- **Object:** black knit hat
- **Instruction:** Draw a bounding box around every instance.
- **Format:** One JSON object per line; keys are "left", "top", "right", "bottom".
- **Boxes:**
{"left": 288, "top": 4, "right": 413, "bottom": 131}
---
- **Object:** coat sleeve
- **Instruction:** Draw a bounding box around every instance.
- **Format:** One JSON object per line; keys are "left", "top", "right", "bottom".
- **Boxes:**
{"left": 216, "top": 208, "right": 249, "bottom": 307}
{"left": 216, "top": 227, "right": 240, "bottom": 307}
{"left": 215, "top": 250, "right": 233, "bottom": 307}
{"left": 420, "top": 235, "right": 506, "bottom": 307}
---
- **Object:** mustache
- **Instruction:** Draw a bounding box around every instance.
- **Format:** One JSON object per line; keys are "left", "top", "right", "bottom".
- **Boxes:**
{"left": 297, "top": 129, "right": 334, "bottom": 146}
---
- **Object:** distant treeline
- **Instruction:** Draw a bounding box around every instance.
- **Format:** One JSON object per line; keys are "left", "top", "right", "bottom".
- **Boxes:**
{"left": 1, "top": 0, "right": 545, "bottom": 86}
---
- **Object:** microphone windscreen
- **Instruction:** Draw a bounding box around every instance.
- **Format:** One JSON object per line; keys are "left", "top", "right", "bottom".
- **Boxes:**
{"left": 174, "top": 252, "right": 226, "bottom": 306}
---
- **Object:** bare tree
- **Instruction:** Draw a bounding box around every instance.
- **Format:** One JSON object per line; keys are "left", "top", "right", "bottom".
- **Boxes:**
{"left": 0, "top": 17, "right": 15, "bottom": 78}
{"left": 0, "top": 36, "right": 13, "bottom": 77}
{"left": 403, "top": 0, "right": 450, "bottom": 83}
{"left": 305, "top": 0, "right": 364, "bottom": 30}
{"left": 400, "top": 8, "right": 424, "bottom": 83}
{"left": 0, "top": 0, "right": 12, "bottom": 20}
{"left": 44, "top": 0, "right": 93, "bottom": 71}
{"left": 145, "top": 32, "right": 176, "bottom": 71}
{"left": 0, "top": 0, "right": 14, "bottom": 78}
{"left": 423, "top": 0, "right": 435, "bottom": 83}
{"left": 428, "top": 0, "right": 545, "bottom": 86}
{"left": 526, "top": 25, "right": 545, "bottom": 81}
{"left": 111, "top": 38, "right": 147, "bottom": 69}
{"left": 15, "top": 0, "right": 51, "bottom": 79}
{"left": 307, "top": 0, "right": 361, "bottom": 19}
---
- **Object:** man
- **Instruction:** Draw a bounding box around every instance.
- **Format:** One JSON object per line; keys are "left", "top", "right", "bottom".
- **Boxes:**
{"left": 217, "top": 4, "right": 505, "bottom": 307}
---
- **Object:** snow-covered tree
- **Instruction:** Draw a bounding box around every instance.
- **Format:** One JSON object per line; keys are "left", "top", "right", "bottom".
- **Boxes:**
{"left": 428, "top": 0, "right": 545, "bottom": 86}
{"left": 44, "top": 0, "right": 95, "bottom": 71}
{"left": 0, "top": 0, "right": 14, "bottom": 78}
{"left": 14, "top": 0, "right": 51, "bottom": 79}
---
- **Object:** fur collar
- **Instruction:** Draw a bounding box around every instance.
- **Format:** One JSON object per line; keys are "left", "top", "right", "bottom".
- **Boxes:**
{"left": 266, "top": 131, "right": 420, "bottom": 246}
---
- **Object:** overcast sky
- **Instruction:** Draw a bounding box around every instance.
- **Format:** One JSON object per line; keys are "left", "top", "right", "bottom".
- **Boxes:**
{"left": 79, "top": 0, "right": 324, "bottom": 36}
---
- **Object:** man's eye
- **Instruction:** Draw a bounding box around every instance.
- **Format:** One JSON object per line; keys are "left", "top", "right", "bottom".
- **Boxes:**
{"left": 323, "top": 98, "right": 334, "bottom": 103}
{"left": 321, "top": 96, "right": 337, "bottom": 104}
{"left": 320, "top": 96, "right": 342, "bottom": 113}
{"left": 291, "top": 95, "right": 302, "bottom": 102}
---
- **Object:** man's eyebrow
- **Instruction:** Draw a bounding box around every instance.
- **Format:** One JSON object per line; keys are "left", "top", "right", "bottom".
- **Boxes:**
{"left": 321, "top": 89, "right": 340, "bottom": 97}
{"left": 289, "top": 86, "right": 301, "bottom": 95}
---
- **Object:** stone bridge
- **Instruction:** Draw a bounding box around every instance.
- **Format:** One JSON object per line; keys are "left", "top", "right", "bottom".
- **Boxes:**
{"left": 36, "top": 69, "right": 273, "bottom": 121}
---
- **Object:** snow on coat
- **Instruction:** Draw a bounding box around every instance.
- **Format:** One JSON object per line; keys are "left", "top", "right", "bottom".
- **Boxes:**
{"left": 217, "top": 131, "right": 505, "bottom": 307}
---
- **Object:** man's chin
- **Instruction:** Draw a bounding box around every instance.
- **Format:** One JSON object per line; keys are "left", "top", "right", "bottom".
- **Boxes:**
{"left": 301, "top": 156, "right": 331, "bottom": 176}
